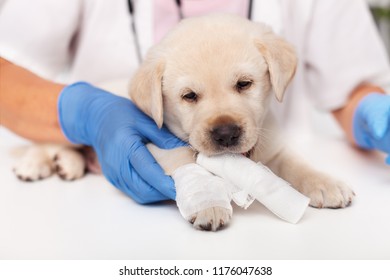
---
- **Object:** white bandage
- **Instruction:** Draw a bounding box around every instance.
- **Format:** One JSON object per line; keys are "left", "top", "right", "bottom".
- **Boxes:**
{"left": 197, "top": 153, "right": 310, "bottom": 224}
{"left": 172, "top": 163, "right": 233, "bottom": 220}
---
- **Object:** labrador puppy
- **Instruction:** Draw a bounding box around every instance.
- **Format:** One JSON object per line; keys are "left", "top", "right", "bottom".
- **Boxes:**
{"left": 13, "top": 14, "right": 354, "bottom": 230}
{"left": 129, "top": 14, "right": 354, "bottom": 229}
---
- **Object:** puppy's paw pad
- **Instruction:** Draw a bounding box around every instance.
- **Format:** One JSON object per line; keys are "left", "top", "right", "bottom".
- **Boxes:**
{"left": 53, "top": 150, "right": 86, "bottom": 181}
{"left": 190, "top": 206, "right": 231, "bottom": 231}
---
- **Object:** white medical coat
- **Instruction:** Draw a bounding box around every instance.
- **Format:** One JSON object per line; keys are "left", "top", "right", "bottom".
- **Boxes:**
{"left": 1, "top": 0, "right": 389, "bottom": 131}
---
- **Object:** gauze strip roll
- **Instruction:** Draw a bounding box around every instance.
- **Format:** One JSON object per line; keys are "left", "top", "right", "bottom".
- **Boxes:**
{"left": 172, "top": 163, "right": 233, "bottom": 220}
{"left": 197, "top": 153, "right": 310, "bottom": 224}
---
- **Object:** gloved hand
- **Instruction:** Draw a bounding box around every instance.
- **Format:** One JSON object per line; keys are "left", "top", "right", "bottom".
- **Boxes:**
{"left": 353, "top": 93, "right": 390, "bottom": 164}
{"left": 58, "top": 82, "right": 186, "bottom": 203}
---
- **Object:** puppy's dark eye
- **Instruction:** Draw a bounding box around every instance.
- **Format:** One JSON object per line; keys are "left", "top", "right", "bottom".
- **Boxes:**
{"left": 236, "top": 80, "right": 252, "bottom": 92}
{"left": 182, "top": 92, "right": 198, "bottom": 102}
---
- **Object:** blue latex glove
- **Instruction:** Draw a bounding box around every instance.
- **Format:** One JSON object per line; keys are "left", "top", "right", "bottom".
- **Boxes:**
{"left": 353, "top": 93, "right": 390, "bottom": 164}
{"left": 58, "top": 82, "right": 186, "bottom": 203}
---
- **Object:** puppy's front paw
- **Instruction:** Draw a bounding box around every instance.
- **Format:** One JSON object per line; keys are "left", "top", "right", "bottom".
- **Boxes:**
{"left": 53, "top": 149, "right": 86, "bottom": 181}
{"left": 189, "top": 206, "right": 231, "bottom": 231}
{"left": 13, "top": 151, "right": 53, "bottom": 182}
{"left": 302, "top": 175, "right": 355, "bottom": 209}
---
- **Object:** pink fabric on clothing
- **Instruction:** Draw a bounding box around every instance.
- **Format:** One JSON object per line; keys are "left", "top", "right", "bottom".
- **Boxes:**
{"left": 153, "top": 0, "right": 249, "bottom": 43}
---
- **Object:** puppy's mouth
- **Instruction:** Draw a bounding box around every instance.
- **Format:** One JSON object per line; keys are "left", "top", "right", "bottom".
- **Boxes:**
{"left": 241, "top": 148, "right": 254, "bottom": 158}
{"left": 191, "top": 144, "right": 255, "bottom": 160}
{"left": 187, "top": 117, "right": 258, "bottom": 157}
{"left": 190, "top": 129, "right": 257, "bottom": 158}
{"left": 214, "top": 145, "right": 255, "bottom": 158}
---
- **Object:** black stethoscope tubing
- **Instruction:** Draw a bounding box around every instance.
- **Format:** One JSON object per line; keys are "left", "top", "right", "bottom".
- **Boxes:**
{"left": 127, "top": 0, "right": 253, "bottom": 64}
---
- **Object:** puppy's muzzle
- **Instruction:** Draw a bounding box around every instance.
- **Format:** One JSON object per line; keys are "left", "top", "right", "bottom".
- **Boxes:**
{"left": 211, "top": 123, "right": 242, "bottom": 148}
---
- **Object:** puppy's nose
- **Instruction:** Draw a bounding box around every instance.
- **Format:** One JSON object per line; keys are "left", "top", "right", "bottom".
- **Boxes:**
{"left": 211, "top": 124, "right": 241, "bottom": 147}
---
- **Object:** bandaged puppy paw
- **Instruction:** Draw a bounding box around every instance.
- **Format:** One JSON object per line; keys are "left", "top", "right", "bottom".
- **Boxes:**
{"left": 172, "top": 163, "right": 232, "bottom": 231}
{"left": 197, "top": 153, "right": 310, "bottom": 224}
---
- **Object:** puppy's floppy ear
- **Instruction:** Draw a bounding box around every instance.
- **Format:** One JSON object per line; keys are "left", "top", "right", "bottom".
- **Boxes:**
{"left": 255, "top": 29, "right": 297, "bottom": 102}
{"left": 129, "top": 52, "right": 165, "bottom": 128}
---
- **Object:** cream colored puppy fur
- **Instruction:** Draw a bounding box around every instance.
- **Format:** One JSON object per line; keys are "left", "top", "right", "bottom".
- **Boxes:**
{"left": 13, "top": 15, "right": 354, "bottom": 231}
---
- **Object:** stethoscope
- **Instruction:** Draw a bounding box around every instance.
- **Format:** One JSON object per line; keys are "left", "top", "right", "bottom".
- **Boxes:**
{"left": 127, "top": 0, "right": 253, "bottom": 64}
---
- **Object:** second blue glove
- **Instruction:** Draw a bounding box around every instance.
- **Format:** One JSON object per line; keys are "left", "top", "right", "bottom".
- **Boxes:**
{"left": 353, "top": 93, "right": 390, "bottom": 164}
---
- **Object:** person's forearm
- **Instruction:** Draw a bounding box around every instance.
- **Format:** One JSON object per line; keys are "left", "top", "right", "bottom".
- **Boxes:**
{"left": 332, "top": 83, "right": 385, "bottom": 144}
{"left": 0, "top": 57, "right": 69, "bottom": 143}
